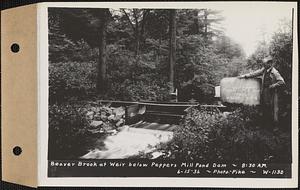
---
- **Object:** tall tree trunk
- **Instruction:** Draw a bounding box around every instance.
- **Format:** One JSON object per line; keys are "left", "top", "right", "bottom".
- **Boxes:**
{"left": 96, "top": 9, "right": 109, "bottom": 94}
{"left": 204, "top": 9, "right": 208, "bottom": 43}
{"left": 135, "top": 29, "right": 140, "bottom": 56}
{"left": 133, "top": 9, "right": 140, "bottom": 56}
{"left": 157, "top": 31, "right": 162, "bottom": 63}
{"left": 169, "top": 9, "right": 176, "bottom": 92}
{"left": 193, "top": 10, "right": 199, "bottom": 34}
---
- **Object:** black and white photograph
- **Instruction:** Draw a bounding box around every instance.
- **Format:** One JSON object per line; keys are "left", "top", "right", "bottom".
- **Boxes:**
{"left": 43, "top": 2, "right": 297, "bottom": 183}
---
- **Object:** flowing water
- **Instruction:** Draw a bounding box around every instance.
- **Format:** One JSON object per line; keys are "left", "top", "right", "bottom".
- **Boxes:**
{"left": 81, "top": 125, "right": 173, "bottom": 159}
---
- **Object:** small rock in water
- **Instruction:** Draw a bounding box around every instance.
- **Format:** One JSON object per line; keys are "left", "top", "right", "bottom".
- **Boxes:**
{"left": 90, "top": 120, "right": 103, "bottom": 128}
{"left": 100, "top": 113, "right": 108, "bottom": 121}
{"left": 113, "top": 107, "right": 125, "bottom": 116}
{"left": 88, "top": 128, "right": 105, "bottom": 134}
{"left": 223, "top": 112, "right": 231, "bottom": 117}
{"left": 108, "top": 115, "right": 115, "bottom": 121}
{"left": 152, "top": 151, "right": 163, "bottom": 159}
{"left": 86, "top": 111, "right": 94, "bottom": 120}
{"left": 107, "top": 129, "right": 118, "bottom": 135}
{"left": 91, "top": 107, "right": 97, "bottom": 112}
{"left": 118, "top": 125, "right": 130, "bottom": 131}
{"left": 94, "top": 113, "right": 102, "bottom": 120}
{"left": 116, "top": 119, "right": 125, "bottom": 127}
{"left": 102, "top": 123, "right": 114, "bottom": 131}
{"left": 113, "top": 115, "right": 122, "bottom": 121}
{"left": 103, "top": 106, "right": 113, "bottom": 115}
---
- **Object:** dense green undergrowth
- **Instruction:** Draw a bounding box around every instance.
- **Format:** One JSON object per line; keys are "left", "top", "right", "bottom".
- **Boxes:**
{"left": 48, "top": 103, "right": 91, "bottom": 159}
{"left": 48, "top": 102, "right": 128, "bottom": 160}
{"left": 156, "top": 106, "right": 291, "bottom": 162}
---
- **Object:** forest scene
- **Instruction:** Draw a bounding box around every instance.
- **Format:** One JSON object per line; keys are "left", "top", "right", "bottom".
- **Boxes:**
{"left": 48, "top": 7, "right": 293, "bottom": 163}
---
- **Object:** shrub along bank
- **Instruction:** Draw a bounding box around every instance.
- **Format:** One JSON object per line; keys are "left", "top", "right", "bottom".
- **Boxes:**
{"left": 158, "top": 106, "right": 291, "bottom": 162}
{"left": 48, "top": 102, "right": 126, "bottom": 160}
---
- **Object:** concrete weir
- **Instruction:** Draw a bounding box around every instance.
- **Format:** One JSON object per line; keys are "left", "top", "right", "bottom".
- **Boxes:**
{"left": 80, "top": 100, "right": 224, "bottom": 159}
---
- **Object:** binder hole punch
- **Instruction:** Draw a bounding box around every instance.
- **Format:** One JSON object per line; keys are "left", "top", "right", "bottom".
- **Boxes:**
{"left": 11, "top": 43, "right": 20, "bottom": 53}
{"left": 13, "top": 146, "right": 22, "bottom": 156}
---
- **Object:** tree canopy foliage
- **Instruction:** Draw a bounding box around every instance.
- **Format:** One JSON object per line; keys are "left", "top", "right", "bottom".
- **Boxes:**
{"left": 51, "top": 8, "right": 295, "bottom": 103}
{"left": 247, "top": 19, "right": 293, "bottom": 93}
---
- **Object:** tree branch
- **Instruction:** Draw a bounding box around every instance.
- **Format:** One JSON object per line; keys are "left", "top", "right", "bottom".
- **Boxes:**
{"left": 140, "top": 10, "right": 150, "bottom": 37}
{"left": 121, "top": 9, "right": 135, "bottom": 31}
{"left": 133, "top": 9, "right": 139, "bottom": 32}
